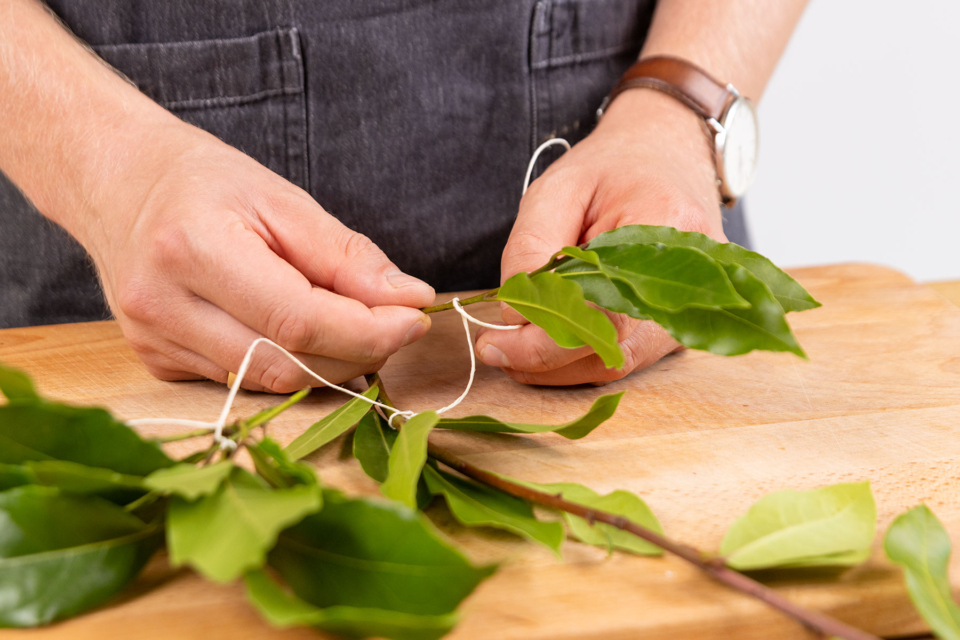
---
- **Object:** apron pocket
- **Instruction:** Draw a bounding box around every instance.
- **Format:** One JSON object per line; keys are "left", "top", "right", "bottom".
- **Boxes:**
{"left": 93, "top": 28, "right": 309, "bottom": 191}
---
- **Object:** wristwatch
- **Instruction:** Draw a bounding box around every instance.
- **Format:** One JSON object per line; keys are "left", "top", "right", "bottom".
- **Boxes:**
{"left": 597, "top": 56, "right": 759, "bottom": 207}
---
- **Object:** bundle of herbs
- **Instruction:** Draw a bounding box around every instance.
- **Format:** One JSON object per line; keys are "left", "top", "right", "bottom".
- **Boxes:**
{"left": 0, "top": 225, "right": 955, "bottom": 640}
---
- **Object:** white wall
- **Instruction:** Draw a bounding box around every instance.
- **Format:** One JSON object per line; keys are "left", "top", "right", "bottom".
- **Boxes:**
{"left": 748, "top": 0, "right": 960, "bottom": 282}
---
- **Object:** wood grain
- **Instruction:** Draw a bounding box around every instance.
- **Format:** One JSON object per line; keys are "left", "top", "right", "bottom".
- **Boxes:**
{"left": 1, "top": 263, "right": 958, "bottom": 640}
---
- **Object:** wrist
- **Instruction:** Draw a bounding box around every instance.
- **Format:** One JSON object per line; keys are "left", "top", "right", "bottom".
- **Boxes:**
{"left": 594, "top": 88, "right": 720, "bottom": 211}
{"left": 61, "top": 108, "right": 199, "bottom": 264}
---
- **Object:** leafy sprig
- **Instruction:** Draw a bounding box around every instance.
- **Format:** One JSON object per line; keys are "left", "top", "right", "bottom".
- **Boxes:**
{"left": 6, "top": 226, "right": 943, "bottom": 640}
{"left": 422, "top": 224, "right": 819, "bottom": 363}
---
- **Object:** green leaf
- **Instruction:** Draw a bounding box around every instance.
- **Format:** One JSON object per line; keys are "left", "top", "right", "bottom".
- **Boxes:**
{"left": 353, "top": 411, "right": 398, "bottom": 483}
{"left": 24, "top": 460, "right": 144, "bottom": 503}
{"left": 496, "top": 271, "right": 625, "bottom": 369}
{"left": 167, "top": 467, "right": 322, "bottom": 582}
{"left": 0, "top": 400, "right": 174, "bottom": 475}
{"left": 245, "top": 388, "right": 311, "bottom": 429}
{"left": 381, "top": 411, "right": 439, "bottom": 508}
{"left": 285, "top": 386, "right": 378, "bottom": 460}
{"left": 437, "top": 391, "right": 623, "bottom": 440}
{"left": 509, "top": 478, "right": 664, "bottom": 556}
{"left": 0, "top": 486, "right": 159, "bottom": 627}
{"left": 0, "top": 363, "right": 38, "bottom": 402}
{"left": 720, "top": 481, "right": 876, "bottom": 571}
{"left": 269, "top": 490, "right": 495, "bottom": 616}
{"left": 422, "top": 465, "right": 564, "bottom": 554}
{"left": 885, "top": 505, "right": 960, "bottom": 640}
{"left": 562, "top": 262, "right": 806, "bottom": 357}
{"left": 560, "top": 245, "right": 747, "bottom": 311}
{"left": 249, "top": 437, "right": 318, "bottom": 487}
{"left": 245, "top": 569, "right": 457, "bottom": 640}
{"left": 584, "top": 224, "right": 821, "bottom": 312}
{"left": 0, "top": 463, "right": 35, "bottom": 490}
{"left": 144, "top": 461, "right": 234, "bottom": 500}
{"left": 0, "top": 461, "right": 144, "bottom": 503}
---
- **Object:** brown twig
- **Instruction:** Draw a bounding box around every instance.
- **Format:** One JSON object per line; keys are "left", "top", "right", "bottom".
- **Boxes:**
{"left": 368, "top": 374, "right": 879, "bottom": 640}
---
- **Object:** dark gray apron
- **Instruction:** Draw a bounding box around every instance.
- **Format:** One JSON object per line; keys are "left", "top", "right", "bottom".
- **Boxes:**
{"left": 0, "top": 0, "right": 749, "bottom": 328}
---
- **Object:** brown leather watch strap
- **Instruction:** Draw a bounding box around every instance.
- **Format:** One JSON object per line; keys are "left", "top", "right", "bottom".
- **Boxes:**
{"left": 606, "top": 56, "right": 734, "bottom": 122}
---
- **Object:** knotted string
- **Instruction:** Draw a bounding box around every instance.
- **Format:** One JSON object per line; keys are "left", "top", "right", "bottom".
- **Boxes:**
{"left": 128, "top": 138, "right": 570, "bottom": 448}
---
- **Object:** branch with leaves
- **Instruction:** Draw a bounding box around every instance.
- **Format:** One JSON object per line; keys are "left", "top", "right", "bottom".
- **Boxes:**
{"left": 0, "top": 224, "right": 955, "bottom": 640}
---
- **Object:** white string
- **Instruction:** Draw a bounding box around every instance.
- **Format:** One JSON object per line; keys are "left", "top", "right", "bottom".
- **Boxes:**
{"left": 128, "top": 138, "right": 572, "bottom": 448}
{"left": 522, "top": 138, "right": 571, "bottom": 195}
{"left": 129, "top": 300, "right": 523, "bottom": 448}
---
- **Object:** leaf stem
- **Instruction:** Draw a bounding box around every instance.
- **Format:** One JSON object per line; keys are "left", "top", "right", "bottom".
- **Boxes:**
{"left": 421, "top": 289, "right": 500, "bottom": 314}
{"left": 154, "top": 428, "right": 215, "bottom": 443}
{"left": 124, "top": 491, "right": 160, "bottom": 512}
{"left": 245, "top": 387, "right": 312, "bottom": 429}
{"left": 368, "top": 375, "right": 879, "bottom": 640}
{"left": 419, "top": 252, "right": 576, "bottom": 314}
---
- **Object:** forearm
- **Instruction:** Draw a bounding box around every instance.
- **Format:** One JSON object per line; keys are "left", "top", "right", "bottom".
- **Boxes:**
{"left": 641, "top": 0, "right": 808, "bottom": 101}
{"left": 0, "top": 0, "right": 186, "bottom": 254}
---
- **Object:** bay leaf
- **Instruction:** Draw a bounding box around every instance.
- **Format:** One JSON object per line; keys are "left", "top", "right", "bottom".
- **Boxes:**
{"left": 245, "top": 569, "right": 457, "bottom": 640}
{"left": 353, "top": 411, "right": 397, "bottom": 483}
{"left": 167, "top": 467, "right": 322, "bottom": 582}
{"left": 0, "top": 363, "right": 38, "bottom": 402}
{"left": 885, "top": 504, "right": 960, "bottom": 640}
{"left": 381, "top": 411, "right": 439, "bottom": 508}
{"left": 720, "top": 481, "right": 876, "bottom": 571}
{"left": 422, "top": 465, "right": 564, "bottom": 554}
{"left": 285, "top": 386, "right": 378, "bottom": 460}
{"left": 437, "top": 391, "right": 623, "bottom": 440}
{"left": 0, "top": 486, "right": 159, "bottom": 627}
{"left": 584, "top": 224, "right": 820, "bottom": 312}
{"left": 269, "top": 490, "right": 495, "bottom": 616}
{"left": 496, "top": 271, "right": 624, "bottom": 369}
{"left": 0, "top": 400, "right": 173, "bottom": 475}
{"left": 249, "top": 437, "right": 317, "bottom": 487}
{"left": 560, "top": 262, "right": 806, "bottom": 357}
{"left": 509, "top": 477, "right": 663, "bottom": 555}
{"left": 560, "top": 244, "right": 747, "bottom": 311}
{"left": 0, "top": 463, "right": 34, "bottom": 491}
{"left": 144, "top": 461, "right": 234, "bottom": 500}
{"left": 25, "top": 460, "right": 144, "bottom": 504}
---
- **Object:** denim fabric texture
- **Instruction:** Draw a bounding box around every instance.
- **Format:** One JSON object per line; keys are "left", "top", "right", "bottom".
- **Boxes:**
{"left": 0, "top": 0, "right": 750, "bottom": 328}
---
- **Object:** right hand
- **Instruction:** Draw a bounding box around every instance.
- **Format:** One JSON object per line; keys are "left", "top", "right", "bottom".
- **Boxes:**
{"left": 88, "top": 125, "right": 435, "bottom": 393}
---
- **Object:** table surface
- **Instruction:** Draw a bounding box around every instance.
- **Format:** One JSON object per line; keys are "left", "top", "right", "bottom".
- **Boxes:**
{"left": 2, "top": 264, "right": 960, "bottom": 640}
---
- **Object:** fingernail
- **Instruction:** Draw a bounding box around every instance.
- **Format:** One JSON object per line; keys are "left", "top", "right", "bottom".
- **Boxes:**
{"left": 402, "top": 314, "right": 431, "bottom": 347}
{"left": 479, "top": 344, "right": 511, "bottom": 368}
{"left": 387, "top": 271, "right": 430, "bottom": 290}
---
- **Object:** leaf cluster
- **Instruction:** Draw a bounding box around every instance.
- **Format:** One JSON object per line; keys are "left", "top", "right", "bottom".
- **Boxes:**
{"left": 494, "top": 224, "right": 820, "bottom": 367}
{"left": 0, "top": 366, "right": 490, "bottom": 639}
{"left": 1, "top": 212, "right": 949, "bottom": 640}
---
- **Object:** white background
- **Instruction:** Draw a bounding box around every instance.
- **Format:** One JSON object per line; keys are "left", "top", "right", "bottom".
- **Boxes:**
{"left": 747, "top": 0, "right": 959, "bottom": 282}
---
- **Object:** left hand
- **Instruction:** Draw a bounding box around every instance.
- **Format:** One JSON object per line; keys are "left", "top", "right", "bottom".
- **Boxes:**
{"left": 475, "top": 89, "right": 728, "bottom": 385}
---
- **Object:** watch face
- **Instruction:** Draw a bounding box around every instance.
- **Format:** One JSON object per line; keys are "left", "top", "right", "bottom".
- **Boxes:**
{"left": 718, "top": 97, "right": 759, "bottom": 199}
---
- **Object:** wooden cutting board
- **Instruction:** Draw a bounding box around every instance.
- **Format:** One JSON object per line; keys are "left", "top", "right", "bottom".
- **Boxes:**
{"left": 1, "top": 263, "right": 959, "bottom": 640}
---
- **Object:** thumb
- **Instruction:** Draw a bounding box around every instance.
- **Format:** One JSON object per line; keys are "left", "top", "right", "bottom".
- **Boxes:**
{"left": 500, "top": 170, "right": 590, "bottom": 322}
{"left": 268, "top": 191, "right": 435, "bottom": 309}
{"left": 329, "top": 228, "right": 436, "bottom": 309}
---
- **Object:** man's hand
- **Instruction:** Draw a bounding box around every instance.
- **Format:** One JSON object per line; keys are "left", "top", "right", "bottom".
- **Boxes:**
{"left": 92, "top": 127, "right": 435, "bottom": 393}
{"left": 0, "top": 0, "right": 433, "bottom": 393}
{"left": 475, "top": 90, "right": 726, "bottom": 386}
